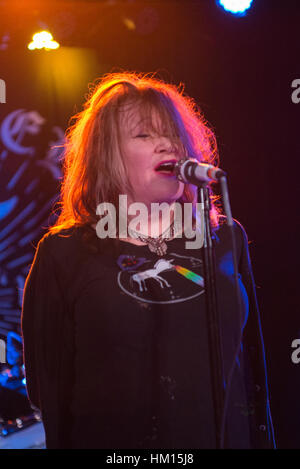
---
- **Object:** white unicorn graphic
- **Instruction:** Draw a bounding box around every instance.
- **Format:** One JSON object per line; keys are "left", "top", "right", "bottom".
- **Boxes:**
{"left": 132, "top": 259, "right": 175, "bottom": 292}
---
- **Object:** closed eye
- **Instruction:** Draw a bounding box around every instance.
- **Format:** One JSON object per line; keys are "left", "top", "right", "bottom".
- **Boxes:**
{"left": 135, "top": 134, "right": 149, "bottom": 138}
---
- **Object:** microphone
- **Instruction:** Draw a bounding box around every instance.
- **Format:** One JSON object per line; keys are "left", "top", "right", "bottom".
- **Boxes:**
{"left": 174, "top": 158, "right": 226, "bottom": 185}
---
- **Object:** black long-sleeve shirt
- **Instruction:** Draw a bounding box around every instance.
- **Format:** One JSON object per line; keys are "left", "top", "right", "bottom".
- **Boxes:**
{"left": 21, "top": 219, "right": 276, "bottom": 449}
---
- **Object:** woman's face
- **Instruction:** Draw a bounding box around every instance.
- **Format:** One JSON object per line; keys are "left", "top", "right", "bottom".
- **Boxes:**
{"left": 119, "top": 104, "right": 185, "bottom": 207}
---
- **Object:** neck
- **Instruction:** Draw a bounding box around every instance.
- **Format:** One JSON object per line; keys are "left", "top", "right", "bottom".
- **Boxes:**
{"left": 125, "top": 199, "right": 177, "bottom": 239}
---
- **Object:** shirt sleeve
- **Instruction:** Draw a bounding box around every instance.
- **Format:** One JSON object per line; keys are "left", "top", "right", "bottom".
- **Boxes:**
{"left": 21, "top": 233, "right": 73, "bottom": 448}
{"left": 21, "top": 236, "right": 47, "bottom": 409}
{"left": 234, "top": 220, "right": 276, "bottom": 449}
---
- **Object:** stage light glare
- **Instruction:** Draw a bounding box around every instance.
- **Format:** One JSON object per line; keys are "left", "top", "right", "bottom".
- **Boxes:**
{"left": 33, "top": 31, "right": 53, "bottom": 42}
{"left": 27, "top": 30, "right": 60, "bottom": 51}
{"left": 218, "top": 0, "right": 253, "bottom": 15}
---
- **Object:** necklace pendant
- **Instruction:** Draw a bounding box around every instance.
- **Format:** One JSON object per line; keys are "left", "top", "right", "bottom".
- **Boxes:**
{"left": 148, "top": 239, "right": 167, "bottom": 256}
{"left": 127, "top": 225, "right": 175, "bottom": 257}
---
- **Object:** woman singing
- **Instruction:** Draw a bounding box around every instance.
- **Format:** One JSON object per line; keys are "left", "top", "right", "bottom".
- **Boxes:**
{"left": 21, "top": 72, "right": 275, "bottom": 449}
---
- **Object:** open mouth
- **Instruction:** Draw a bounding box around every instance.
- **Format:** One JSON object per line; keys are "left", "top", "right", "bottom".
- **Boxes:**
{"left": 154, "top": 160, "right": 176, "bottom": 174}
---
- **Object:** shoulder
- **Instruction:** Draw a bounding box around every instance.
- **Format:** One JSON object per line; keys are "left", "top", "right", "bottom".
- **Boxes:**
{"left": 215, "top": 215, "right": 248, "bottom": 245}
{"left": 30, "top": 225, "right": 97, "bottom": 288}
{"left": 35, "top": 225, "right": 91, "bottom": 260}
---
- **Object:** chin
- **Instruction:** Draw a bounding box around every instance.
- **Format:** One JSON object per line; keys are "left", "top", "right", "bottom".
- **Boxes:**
{"left": 151, "top": 181, "right": 184, "bottom": 202}
{"left": 151, "top": 193, "right": 183, "bottom": 205}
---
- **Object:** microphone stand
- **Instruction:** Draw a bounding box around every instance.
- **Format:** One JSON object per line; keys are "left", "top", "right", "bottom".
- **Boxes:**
{"left": 198, "top": 184, "right": 225, "bottom": 449}
{"left": 174, "top": 159, "right": 242, "bottom": 448}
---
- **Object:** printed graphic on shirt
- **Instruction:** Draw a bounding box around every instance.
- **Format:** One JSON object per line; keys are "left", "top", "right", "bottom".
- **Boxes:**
{"left": 117, "top": 252, "right": 205, "bottom": 304}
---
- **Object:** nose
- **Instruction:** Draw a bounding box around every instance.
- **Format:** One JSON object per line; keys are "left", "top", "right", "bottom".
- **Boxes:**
{"left": 154, "top": 135, "right": 176, "bottom": 154}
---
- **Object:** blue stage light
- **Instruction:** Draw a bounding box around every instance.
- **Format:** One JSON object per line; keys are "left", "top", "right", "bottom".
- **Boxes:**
{"left": 217, "top": 0, "right": 253, "bottom": 15}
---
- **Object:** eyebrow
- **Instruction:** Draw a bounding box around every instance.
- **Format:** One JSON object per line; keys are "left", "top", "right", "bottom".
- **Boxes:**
{"left": 120, "top": 105, "right": 169, "bottom": 136}
{"left": 127, "top": 118, "right": 152, "bottom": 135}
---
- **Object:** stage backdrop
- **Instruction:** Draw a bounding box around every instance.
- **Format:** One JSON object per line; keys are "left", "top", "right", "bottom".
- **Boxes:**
{"left": 0, "top": 47, "right": 101, "bottom": 340}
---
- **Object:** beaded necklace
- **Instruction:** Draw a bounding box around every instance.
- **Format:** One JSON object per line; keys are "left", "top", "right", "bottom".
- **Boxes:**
{"left": 127, "top": 222, "right": 179, "bottom": 256}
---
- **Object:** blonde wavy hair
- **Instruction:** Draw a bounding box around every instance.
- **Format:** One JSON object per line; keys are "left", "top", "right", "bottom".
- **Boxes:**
{"left": 49, "top": 71, "right": 222, "bottom": 236}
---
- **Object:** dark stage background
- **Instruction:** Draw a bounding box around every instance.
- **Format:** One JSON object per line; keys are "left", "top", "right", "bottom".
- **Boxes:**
{"left": 0, "top": 0, "right": 299, "bottom": 448}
